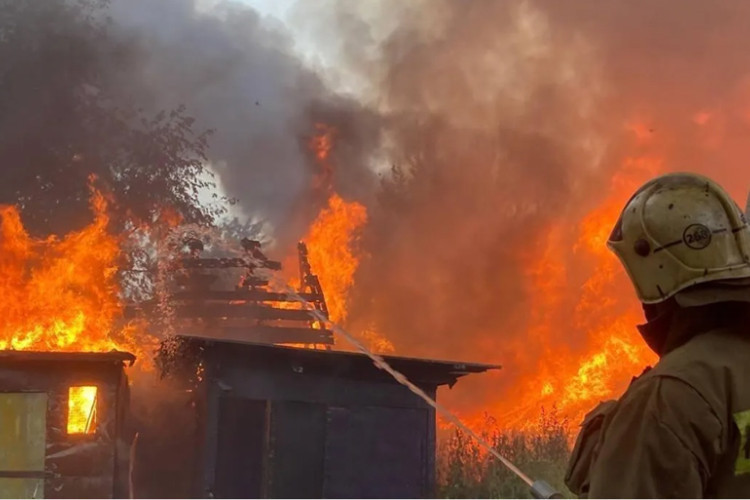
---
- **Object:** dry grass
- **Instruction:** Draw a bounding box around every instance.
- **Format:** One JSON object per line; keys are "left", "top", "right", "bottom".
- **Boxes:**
{"left": 437, "top": 406, "right": 573, "bottom": 499}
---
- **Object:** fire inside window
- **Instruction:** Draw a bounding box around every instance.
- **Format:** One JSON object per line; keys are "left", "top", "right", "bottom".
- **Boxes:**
{"left": 67, "top": 386, "right": 98, "bottom": 434}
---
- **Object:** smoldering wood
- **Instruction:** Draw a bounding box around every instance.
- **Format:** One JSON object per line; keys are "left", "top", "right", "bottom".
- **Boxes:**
{"left": 170, "top": 304, "right": 317, "bottom": 321}
{"left": 169, "top": 290, "right": 325, "bottom": 302}
{"left": 176, "top": 257, "right": 282, "bottom": 271}
{"left": 126, "top": 240, "right": 334, "bottom": 347}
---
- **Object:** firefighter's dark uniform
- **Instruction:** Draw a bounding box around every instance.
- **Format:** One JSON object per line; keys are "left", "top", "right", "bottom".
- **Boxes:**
{"left": 566, "top": 315, "right": 750, "bottom": 498}
{"left": 565, "top": 172, "right": 750, "bottom": 498}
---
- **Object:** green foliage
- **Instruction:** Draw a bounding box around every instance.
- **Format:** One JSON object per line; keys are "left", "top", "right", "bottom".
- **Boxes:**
{"left": 0, "top": 0, "right": 226, "bottom": 235}
{"left": 438, "top": 407, "right": 573, "bottom": 499}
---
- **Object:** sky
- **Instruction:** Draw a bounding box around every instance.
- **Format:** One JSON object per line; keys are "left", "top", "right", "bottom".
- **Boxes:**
{"left": 229, "top": 0, "right": 321, "bottom": 61}
{"left": 235, "top": 0, "right": 296, "bottom": 20}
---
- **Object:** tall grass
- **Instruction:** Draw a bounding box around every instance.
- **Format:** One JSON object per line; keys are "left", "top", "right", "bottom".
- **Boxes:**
{"left": 437, "top": 406, "right": 573, "bottom": 499}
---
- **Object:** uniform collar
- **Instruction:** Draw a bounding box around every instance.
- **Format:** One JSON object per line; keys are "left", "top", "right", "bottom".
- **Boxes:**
{"left": 637, "top": 300, "right": 750, "bottom": 357}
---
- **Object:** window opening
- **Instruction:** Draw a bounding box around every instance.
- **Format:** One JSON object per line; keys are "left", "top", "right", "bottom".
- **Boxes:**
{"left": 67, "top": 386, "right": 97, "bottom": 434}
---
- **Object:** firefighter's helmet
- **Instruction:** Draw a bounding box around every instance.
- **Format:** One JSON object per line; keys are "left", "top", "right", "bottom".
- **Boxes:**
{"left": 607, "top": 172, "right": 750, "bottom": 304}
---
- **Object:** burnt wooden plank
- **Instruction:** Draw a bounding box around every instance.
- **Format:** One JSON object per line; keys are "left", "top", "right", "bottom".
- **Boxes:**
{"left": 0, "top": 352, "right": 134, "bottom": 365}
{"left": 131, "top": 388, "right": 197, "bottom": 499}
{"left": 171, "top": 290, "right": 325, "bottom": 302}
{"left": 323, "top": 406, "right": 428, "bottom": 499}
{"left": 213, "top": 364, "right": 432, "bottom": 410}
{"left": 0, "top": 353, "right": 131, "bottom": 500}
{"left": 177, "top": 257, "right": 281, "bottom": 270}
{"left": 425, "top": 404, "right": 437, "bottom": 498}
{"left": 173, "top": 304, "right": 315, "bottom": 321}
{"left": 213, "top": 398, "right": 267, "bottom": 499}
{"left": 178, "top": 336, "right": 499, "bottom": 386}
{"left": 46, "top": 441, "right": 113, "bottom": 477}
{"left": 214, "top": 326, "right": 333, "bottom": 345}
{"left": 267, "top": 401, "right": 326, "bottom": 498}
{"left": 200, "top": 367, "right": 220, "bottom": 498}
{"left": 45, "top": 475, "right": 113, "bottom": 499}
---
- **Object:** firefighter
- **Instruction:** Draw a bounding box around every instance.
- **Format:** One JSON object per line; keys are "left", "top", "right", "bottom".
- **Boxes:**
{"left": 565, "top": 172, "right": 750, "bottom": 498}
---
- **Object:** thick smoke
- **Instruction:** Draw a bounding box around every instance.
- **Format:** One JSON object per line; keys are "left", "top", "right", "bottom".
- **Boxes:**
{"left": 107, "top": 0, "right": 381, "bottom": 248}
{"left": 540, "top": 0, "right": 750, "bottom": 192}
{"left": 56, "top": 0, "right": 750, "bottom": 422}
{"left": 280, "top": 0, "right": 750, "bottom": 417}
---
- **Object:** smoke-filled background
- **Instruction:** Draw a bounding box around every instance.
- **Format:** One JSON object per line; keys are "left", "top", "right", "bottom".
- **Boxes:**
{"left": 5, "top": 0, "right": 750, "bottom": 426}
{"left": 109, "top": 0, "right": 383, "bottom": 247}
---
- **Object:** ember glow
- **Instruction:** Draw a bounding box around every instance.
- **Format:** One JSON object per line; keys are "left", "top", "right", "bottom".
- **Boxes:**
{"left": 0, "top": 188, "right": 145, "bottom": 357}
{"left": 309, "top": 123, "right": 336, "bottom": 191}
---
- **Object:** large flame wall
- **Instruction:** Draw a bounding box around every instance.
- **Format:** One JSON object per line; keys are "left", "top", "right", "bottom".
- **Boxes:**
{"left": 0, "top": 187, "right": 154, "bottom": 363}
{"left": 289, "top": 0, "right": 750, "bottom": 431}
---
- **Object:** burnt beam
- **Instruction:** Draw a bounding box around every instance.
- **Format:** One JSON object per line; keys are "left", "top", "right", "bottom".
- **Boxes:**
{"left": 196, "top": 326, "right": 334, "bottom": 345}
{"left": 173, "top": 305, "right": 317, "bottom": 321}
{"left": 171, "top": 291, "right": 325, "bottom": 302}
{"left": 177, "top": 258, "right": 282, "bottom": 271}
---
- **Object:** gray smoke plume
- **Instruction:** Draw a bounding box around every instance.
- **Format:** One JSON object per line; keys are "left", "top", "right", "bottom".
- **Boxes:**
{"left": 102, "top": 0, "right": 750, "bottom": 421}
{"left": 281, "top": 0, "right": 750, "bottom": 417}
{"left": 107, "top": 0, "right": 381, "bottom": 249}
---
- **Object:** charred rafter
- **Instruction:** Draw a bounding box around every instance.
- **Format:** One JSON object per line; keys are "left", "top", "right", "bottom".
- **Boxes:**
{"left": 128, "top": 239, "right": 333, "bottom": 346}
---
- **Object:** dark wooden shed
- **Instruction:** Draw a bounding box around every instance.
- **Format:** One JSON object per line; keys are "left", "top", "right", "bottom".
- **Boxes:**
{"left": 0, "top": 350, "right": 135, "bottom": 499}
{"left": 148, "top": 335, "right": 498, "bottom": 499}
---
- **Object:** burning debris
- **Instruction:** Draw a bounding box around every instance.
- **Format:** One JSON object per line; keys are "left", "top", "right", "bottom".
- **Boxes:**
{"left": 0, "top": 350, "right": 134, "bottom": 499}
{"left": 127, "top": 237, "right": 335, "bottom": 346}
{"left": 7, "top": 0, "right": 750, "bottom": 497}
{"left": 0, "top": 177, "right": 502, "bottom": 498}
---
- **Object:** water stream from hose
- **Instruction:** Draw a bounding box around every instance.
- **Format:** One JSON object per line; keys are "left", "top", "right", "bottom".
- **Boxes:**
{"left": 151, "top": 229, "right": 557, "bottom": 496}
{"left": 255, "top": 267, "right": 535, "bottom": 488}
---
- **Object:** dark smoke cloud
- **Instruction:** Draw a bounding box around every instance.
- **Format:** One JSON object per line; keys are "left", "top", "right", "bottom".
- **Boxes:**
{"left": 97, "top": 0, "right": 750, "bottom": 420}
{"left": 281, "top": 0, "right": 750, "bottom": 416}
{"left": 107, "top": 0, "right": 381, "bottom": 249}
{"left": 326, "top": 0, "right": 609, "bottom": 358}
{"left": 539, "top": 0, "right": 750, "bottom": 193}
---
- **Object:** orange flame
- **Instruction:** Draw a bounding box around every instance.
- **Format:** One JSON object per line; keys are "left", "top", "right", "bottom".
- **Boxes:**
{"left": 0, "top": 189, "right": 150, "bottom": 359}
{"left": 304, "top": 193, "right": 367, "bottom": 324}
{"left": 484, "top": 156, "right": 661, "bottom": 431}
{"left": 293, "top": 122, "right": 395, "bottom": 352}
{"left": 68, "top": 386, "right": 98, "bottom": 434}
{"left": 301, "top": 193, "right": 395, "bottom": 353}
{"left": 298, "top": 124, "right": 662, "bottom": 427}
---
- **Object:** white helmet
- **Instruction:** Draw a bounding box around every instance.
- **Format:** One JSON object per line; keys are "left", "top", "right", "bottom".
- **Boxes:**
{"left": 607, "top": 172, "right": 750, "bottom": 304}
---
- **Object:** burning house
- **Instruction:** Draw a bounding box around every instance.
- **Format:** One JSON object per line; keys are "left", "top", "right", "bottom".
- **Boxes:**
{"left": 0, "top": 234, "right": 496, "bottom": 499}
{"left": 152, "top": 238, "right": 336, "bottom": 347}
{"left": 0, "top": 350, "right": 134, "bottom": 499}
{"left": 145, "top": 336, "right": 496, "bottom": 498}
{"left": 127, "top": 239, "right": 498, "bottom": 499}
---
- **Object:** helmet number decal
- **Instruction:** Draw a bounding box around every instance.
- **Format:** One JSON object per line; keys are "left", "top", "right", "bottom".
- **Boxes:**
{"left": 683, "top": 224, "right": 712, "bottom": 250}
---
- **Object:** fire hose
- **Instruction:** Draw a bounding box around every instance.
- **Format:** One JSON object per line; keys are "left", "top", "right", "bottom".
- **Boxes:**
{"left": 264, "top": 274, "right": 564, "bottom": 499}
